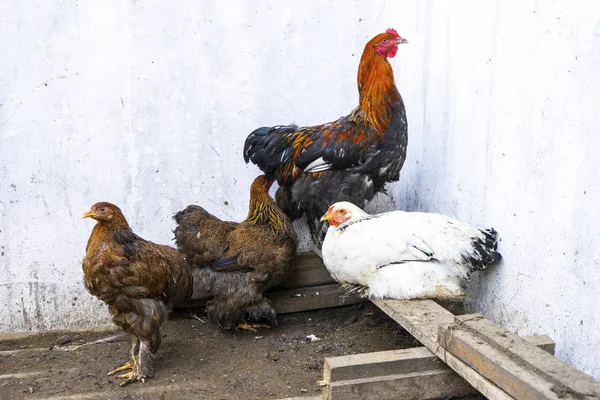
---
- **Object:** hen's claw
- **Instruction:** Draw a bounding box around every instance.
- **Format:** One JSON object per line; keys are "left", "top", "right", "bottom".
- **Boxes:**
{"left": 117, "top": 371, "right": 146, "bottom": 386}
{"left": 235, "top": 321, "right": 271, "bottom": 332}
{"left": 107, "top": 361, "right": 135, "bottom": 376}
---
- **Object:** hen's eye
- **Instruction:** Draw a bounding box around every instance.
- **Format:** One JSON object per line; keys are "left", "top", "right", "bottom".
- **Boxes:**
{"left": 99, "top": 208, "right": 105, "bottom": 213}
{"left": 382, "top": 38, "right": 389, "bottom": 44}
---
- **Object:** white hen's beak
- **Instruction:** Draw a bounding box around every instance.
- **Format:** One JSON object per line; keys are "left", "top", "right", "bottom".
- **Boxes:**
{"left": 320, "top": 212, "right": 333, "bottom": 222}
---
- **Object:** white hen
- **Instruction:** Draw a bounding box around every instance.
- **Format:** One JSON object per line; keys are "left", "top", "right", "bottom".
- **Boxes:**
{"left": 320, "top": 202, "right": 501, "bottom": 300}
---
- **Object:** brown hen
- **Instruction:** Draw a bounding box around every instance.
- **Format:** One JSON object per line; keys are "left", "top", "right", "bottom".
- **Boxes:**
{"left": 173, "top": 175, "right": 297, "bottom": 331}
{"left": 82, "top": 202, "right": 193, "bottom": 386}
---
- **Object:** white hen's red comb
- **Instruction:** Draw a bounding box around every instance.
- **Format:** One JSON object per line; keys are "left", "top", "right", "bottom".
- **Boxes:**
{"left": 386, "top": 28, "right": 400, "bottom": 37}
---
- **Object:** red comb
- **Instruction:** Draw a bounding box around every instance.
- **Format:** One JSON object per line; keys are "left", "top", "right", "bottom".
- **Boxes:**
{"left": 386, "top": 28, "right": 400, "bottom": 37}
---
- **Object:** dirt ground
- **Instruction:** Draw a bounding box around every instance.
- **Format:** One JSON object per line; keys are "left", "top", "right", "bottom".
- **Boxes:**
{"left": 0, "top": 303, "right": 412, "bottom": 400}
{"left": 0, "top": 303, "right": 485, "bottom": 400}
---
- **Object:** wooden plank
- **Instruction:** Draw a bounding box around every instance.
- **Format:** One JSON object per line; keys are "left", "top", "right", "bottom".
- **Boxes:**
{"left": 274, "top": 252, "right": 335, "bottom": 290}
{"left": 190, "top": 251, "right": 332, "bottom": 302}
{"left": 187, "top": 283, "right": 365, "bottom": 315}
{"left": 322, "top": 336, "right": 554, "bottom": 400}
{"left": 324, "top": 347, "right": 445, "bottom": 382}
{"left": 323, "top": 347, "right": 477, "bottom": 400}
{"left": 523, "top": 335, "right": 555, "bottom": 355}
{"left": 325, "top": 368, "right": 475, "bottom": 400}
{"left": 270, "top": 284, "right": 366, "bottom": 314}
{"left": 371, "top": 299, "right": 515, "bottom": 400}
{"left": 324, "top": 335, "right": 554, "bottom": 383}
{"left": 438, "top": 314, "right": 600, "bottom": 400}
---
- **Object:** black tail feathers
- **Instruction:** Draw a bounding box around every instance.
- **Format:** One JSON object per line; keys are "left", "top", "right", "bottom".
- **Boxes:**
{"left": 468, "top": 228, "right": 502, "bottom": 272}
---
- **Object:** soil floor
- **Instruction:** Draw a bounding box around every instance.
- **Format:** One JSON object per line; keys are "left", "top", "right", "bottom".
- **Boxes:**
{"left": 0, "top": 303, "right": 484, "bottom": 400}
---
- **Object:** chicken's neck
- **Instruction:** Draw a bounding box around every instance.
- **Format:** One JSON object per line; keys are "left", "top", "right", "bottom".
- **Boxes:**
{"left": 244, "top": 193, "right": 294, "bottom": 235}
{"left": 90, "top": 218, "right": 135, "bottom": 244}
{"left": 357, "top": 51, "right": 400, "bottom": 137}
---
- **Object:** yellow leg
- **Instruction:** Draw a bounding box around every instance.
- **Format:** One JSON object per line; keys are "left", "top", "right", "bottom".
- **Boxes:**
{"left": 107, "top": 360, "right": 135, "bottom": 376}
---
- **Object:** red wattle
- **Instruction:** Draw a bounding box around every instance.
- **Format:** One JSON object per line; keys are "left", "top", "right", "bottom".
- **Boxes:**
{"left": 387, "top": 46, "right": 398, "bottom": 58}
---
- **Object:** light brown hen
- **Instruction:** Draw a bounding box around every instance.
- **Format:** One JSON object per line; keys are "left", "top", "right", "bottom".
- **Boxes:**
{"left": 82, "top": 202, "right": 193, "bottom": 386}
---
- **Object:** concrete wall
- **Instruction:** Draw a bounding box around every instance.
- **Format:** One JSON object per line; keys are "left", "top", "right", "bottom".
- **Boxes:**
{"left": 394, "top": 1, "right": 600, "bottom": 380}
{"left": 1, "top": 0, "right": 598, "bottom": 379}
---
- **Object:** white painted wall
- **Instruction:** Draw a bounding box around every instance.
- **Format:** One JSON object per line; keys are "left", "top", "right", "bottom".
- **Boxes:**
{"left": 394, "top": 0, "right": 600, "bottom": 380}
{"left": 1, "top": 0, "right": 598, "bottom": 380}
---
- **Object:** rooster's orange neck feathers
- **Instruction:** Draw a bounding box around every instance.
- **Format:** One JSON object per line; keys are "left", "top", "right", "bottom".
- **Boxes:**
{"left": 357, "top": 38, "right": 400, "bottom": 137}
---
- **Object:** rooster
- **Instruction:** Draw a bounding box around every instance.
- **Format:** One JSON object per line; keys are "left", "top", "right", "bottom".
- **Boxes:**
{"left": 173, "top": 175, "right": 297, "bottom": 331}
{"left": 320, "top": 202, "right": 501, "bottom": 300}
{"left": 243, "top": 29, "right": 409, "bottom": 248}
{"left": 82, "top": 202, "right": 193, "bottom": 386}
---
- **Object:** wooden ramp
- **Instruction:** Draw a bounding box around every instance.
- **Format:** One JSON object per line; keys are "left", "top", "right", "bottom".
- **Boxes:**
{"left": 185, "top": 252, "right": 600, "bottom": 400}
{"left": 370, "top": 299, "right": 600, "bottom": 400}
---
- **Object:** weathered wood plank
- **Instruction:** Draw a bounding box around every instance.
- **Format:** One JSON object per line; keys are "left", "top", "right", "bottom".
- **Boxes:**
{"left": 275, "top": 252, "right": 335, "bottom": 290}
{"left": 322, "top": 335, "right": 554, "bottom": 400}
{"left": 438, "top": 314, "right": 600, "bottom": 400}
{"left": 270, "top": 284, "right": 366, "bottom": 314}
{"left": 187, "top": 283, "right": 365, "bottom": 315}
{"left": 522, "top": 335, "right": 556, "bottom": 355}
{"left": 324, "top": 335, "right": 554, "bottom": 384}
{"left": 323, "top": 346, "right": 477, "bottom": 399}
{"left": 325, "top": 368, "right": 475, "bottom": 400}
{"left": 190, "top": 252, "right": 332, "bottom": 302}
{"left": 371, "top": 299, "right": 515, "bottom": 400}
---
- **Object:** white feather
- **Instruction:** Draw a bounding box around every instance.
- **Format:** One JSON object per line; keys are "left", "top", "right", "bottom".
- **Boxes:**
{"left": 321, "top": 202, "right": 495, "bottom": 300}
{"left": 303, "top": 156, "right": 331, "bottom": 173}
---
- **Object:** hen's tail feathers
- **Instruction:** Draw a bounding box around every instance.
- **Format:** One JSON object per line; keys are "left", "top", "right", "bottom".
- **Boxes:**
{"left": 243, "top": 125, "right": 298, "bottom": 176}
{"left": 173, "top": 205, "right": 204, "bottom": 225}
{"left": 169, "top": 264, "right": 194, "bottom": 309}
{"left": 467, "top": 228, "right": 502, "bottom": 272}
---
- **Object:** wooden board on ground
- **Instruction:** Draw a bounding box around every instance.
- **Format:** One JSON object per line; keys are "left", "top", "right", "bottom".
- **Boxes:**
{"left": 321, "top": 336, "right": 555, "bottom": 400}
{"left": 372, "top": 299, "right": 516, "bottom": 400}
{"left": 438, "top": 314, "right": 600, "bottom": 400}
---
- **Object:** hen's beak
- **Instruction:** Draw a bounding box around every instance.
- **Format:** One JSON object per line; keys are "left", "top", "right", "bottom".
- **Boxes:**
{"left": 397, "top": 37, "right": 409, "bottom": 45}
{"left": 320, "top": 212, "right": 333, "bottom": 222}
{"left": 82, "top": 210, "right": 94, "bottom": 219}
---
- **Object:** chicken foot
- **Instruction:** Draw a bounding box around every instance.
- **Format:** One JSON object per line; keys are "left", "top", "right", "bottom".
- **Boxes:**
{"left": 117, "top": 329, "right": 160, "bottom": 386}
{"left": 108, "top": 336, "right": 139, "bottom": 377}
{"left": 235, "top": 321, "right": 271, "bottom": 332}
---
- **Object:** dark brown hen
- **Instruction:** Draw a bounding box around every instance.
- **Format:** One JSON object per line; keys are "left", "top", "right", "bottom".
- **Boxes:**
{"left": 173, "top": 175, "right": 297, "bottom": 331}
{"left": 82, "top": 202, "right": 193, "bottom": 386}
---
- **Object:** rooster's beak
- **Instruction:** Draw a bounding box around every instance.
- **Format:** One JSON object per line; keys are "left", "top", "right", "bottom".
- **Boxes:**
{"left": 397, "top": 37, "right": 408, "bottom": 45}
{"left": 320, "top": 213, "right": 333, "bottom": 222}
{"left": 82, "top": 210, "right": 94, "bottom": 219}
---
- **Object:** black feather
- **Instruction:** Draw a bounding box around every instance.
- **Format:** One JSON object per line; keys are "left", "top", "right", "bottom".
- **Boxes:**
{"left": 210, "top": 256, "right": 239, "bottom": 271}
{"left": 467, "top": 228, "right": 502, "bottom": 272}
